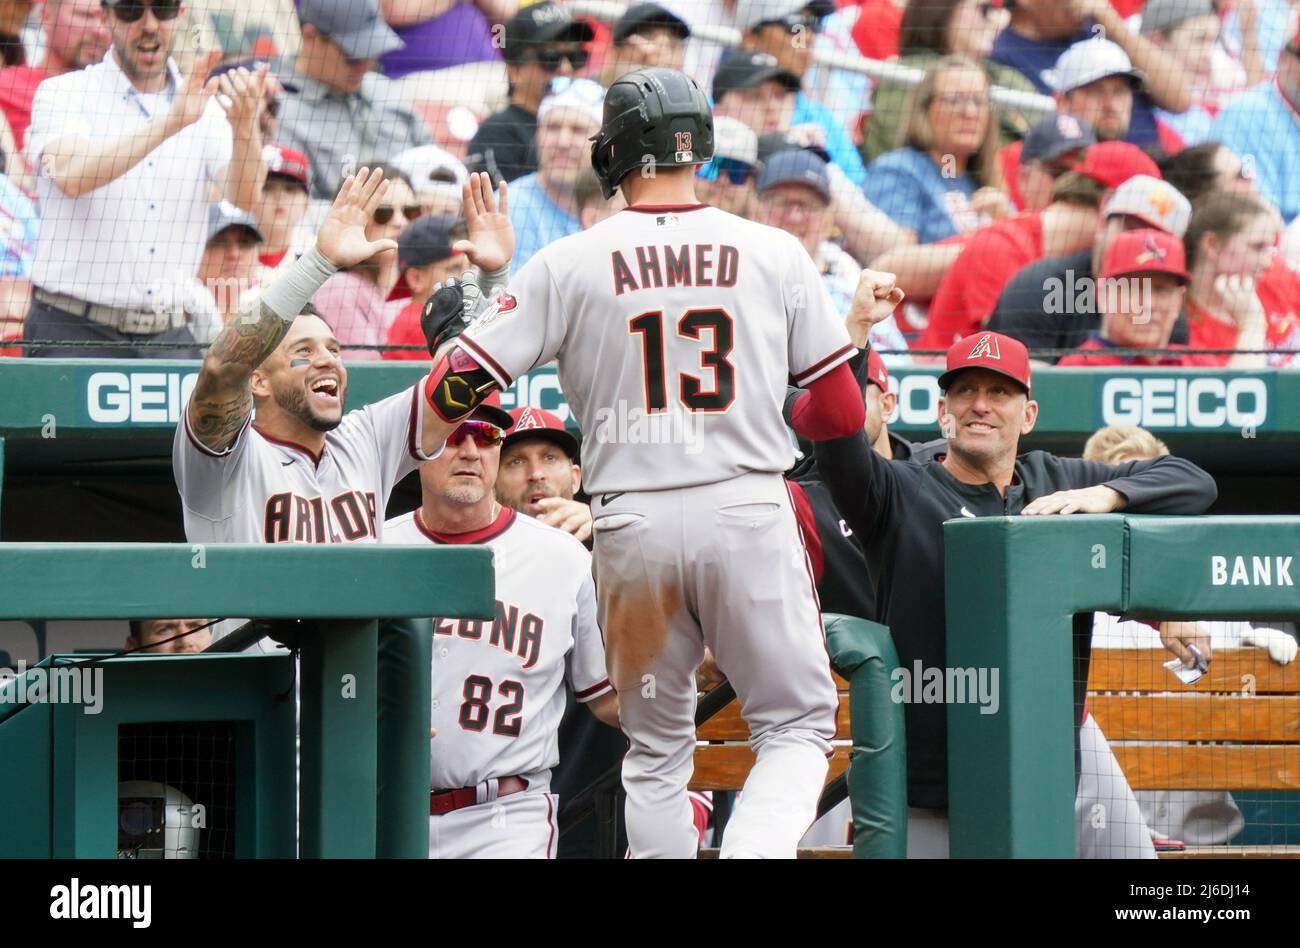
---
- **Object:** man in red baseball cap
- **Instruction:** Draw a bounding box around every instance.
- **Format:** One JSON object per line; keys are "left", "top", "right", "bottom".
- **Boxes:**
{"left": 1058, "top": 229, "right": 1198, "bottom": 366}
{"left": 495, "top": 406, "right": 590, "bottom": 542}
{"left": 811, "top": 299, "right": 1218, "bottom": 857}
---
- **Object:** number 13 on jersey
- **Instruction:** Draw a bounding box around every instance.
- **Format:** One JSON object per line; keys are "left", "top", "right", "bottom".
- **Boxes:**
{"left": 629, "top": 308, "right": 736, "bottom": 413}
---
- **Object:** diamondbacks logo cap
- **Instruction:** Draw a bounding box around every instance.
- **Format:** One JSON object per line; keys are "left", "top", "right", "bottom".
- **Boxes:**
{"left": 937, "top": 332, "right": 1032, "bottom": 394}
{"left": 503, "top": 406, "right": 580, "bottom": 459}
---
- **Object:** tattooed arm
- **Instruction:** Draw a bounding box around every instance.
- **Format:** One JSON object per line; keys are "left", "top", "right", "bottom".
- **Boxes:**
{"left": 187, "top": 167, "right": 399, "bottom": 451}
{"left": 187, "top": 303, "right": 296, "bottom": 451}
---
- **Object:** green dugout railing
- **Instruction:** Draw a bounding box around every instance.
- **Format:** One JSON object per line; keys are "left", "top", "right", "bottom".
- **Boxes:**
{"left": 944, "top": 515, "right": 1300, "bottom": 857}
{"left": 0, "top": 543, "right": 493, "bottom": 858}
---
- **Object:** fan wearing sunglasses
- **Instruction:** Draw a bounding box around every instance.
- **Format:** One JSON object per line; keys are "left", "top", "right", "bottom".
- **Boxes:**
{"left": 694, "top": 116, "right": 761, "bottom": 219}
{"left": 466, "top": 1, "right": 594, "bottom": 186}
{"left": 309, "top": 163, "right": 421, "bottom": 361}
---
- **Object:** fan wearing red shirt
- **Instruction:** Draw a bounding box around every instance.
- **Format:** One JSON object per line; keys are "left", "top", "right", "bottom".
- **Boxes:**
{"left": 1058, "top": 228, "right": 1199, "bottom": 366}
{"left": 919, "top": 142, "right": 1158, "bottom": 350}
{"left": 1182, "top": 191, "right": 1289, "bottom": 368}
{"left": 0, "top": 0, "right": 108, "bottom": 151}
{"left": 383, "top": 214, "right": 469, "bottom": 361}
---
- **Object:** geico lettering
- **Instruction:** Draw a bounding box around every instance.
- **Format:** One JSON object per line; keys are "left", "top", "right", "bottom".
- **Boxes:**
{"left": 87, "top": 372, "right": 131, "bottom": 423}
{"left": 895, "top": 374, "right": 940, "bottom": 426}
{"left": 1102, "top": 377, "right": 1267, "bottom": 429}
{"left": 86, "top": 372, "right": 199, "bottom": 424}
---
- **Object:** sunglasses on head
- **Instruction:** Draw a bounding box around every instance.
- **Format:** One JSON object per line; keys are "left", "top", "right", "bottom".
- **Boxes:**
{"left": 449, "top": 421, "right": 504, "bottom": 448}
{"left": 532, "top": 46, "right": 589, "bottom": 73}
{"left": 110, "top": 0, "right": 182, "bottom": 23}
{"left": 373, "top": 205, "right": 424, "bottom": 225}
{"left": 697, "top": 156, "right": 756, "bottom": 185}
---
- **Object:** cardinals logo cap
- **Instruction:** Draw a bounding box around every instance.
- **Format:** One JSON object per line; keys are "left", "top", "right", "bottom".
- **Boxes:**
{"left": 937, "top": 332, "right": 1032, "bottom": 395}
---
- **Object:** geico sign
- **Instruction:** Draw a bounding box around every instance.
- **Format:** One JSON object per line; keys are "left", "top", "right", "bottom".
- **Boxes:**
{"left": 1101, "top": 377, "right": 1267, "bottom": 429}
{"left": 86, "top": 372, "right": 199, "bottom": 424}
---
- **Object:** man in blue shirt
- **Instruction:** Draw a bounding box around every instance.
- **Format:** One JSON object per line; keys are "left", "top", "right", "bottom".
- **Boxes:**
{"left": 507, "top": 78, "right": 604, "bottom": 273}
{"left": 991, "top": 0, "right": 1191, "bottom": 148}
{"left": 1210, "top": 33, "right": 1300, "bottom": 224}
{"left": 734, "top": 1, "right": 868, "bottom": 187}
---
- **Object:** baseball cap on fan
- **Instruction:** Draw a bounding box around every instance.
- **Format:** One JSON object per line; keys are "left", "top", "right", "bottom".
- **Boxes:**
{"left": 262, "top": 144, "right": 310, "bottom": 192}
{"left": 1021, "top": 114, "right": 1096, "bottom": 164}
{"left": 711, "top": 116, "right": 759, "bottom": 165}
{"left": 386, "top": 214, "right": 462, "bottom": 301}
{"left": 206, "top": 201, "right": 263, "bottom": 243}
{"left": 712, "top": 49, "right": 801, "bottom": 100}
{"left": 737, "top": 0, "right": 835, "bottom": 32}
{"left": 1104, "top": 175, "right": 1192, "bottom": 237}
{"left": 1100, "top": 228, "right": 1190, "bottom": 282}
{"left": 297, "top": 0, "right": 403, "bottom": 59}
{"left": 614, "top": 3, "right": 691, "bottom": 44}
{"left": 503, "top": 1, "right": 595, "bottom": 64}
{"left": 503, "top": 406, "right": 580, "bottom": 460}
{"left": 1047, "top": 38, "right": 1143, "bottom": 93}
{"left": 1072, "top": 141, "right": 1161, "bottom": 190}
{"left": 937, "top": 332, "right": 1032, "bottom": 395}
{"left": 756, "top": 148, "right": 832, "bottom": 202}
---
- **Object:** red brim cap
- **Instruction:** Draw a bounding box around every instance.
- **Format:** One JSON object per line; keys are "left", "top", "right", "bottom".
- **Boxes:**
{"left": 937, "top": 332, "right": 1032, "bottom": 395}
{"left": 1073, "top": 142, "right": 1161, "bottom": 190}
{"left": 866, "top": 347, "right": 889, "bottom": 391}
{"left": 467, "top": 390, "right": 515, "bottom": 431}
{"left": 503, "top": 406, "right": 579, "bottom": 458}
{"left": 1100, "top": 228, "right": 1190, "bottom": 282}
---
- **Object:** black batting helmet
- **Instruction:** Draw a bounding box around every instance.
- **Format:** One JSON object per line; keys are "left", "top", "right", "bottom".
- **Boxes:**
{"left": 590, "top": 67, "right": 714, "bottom": 200}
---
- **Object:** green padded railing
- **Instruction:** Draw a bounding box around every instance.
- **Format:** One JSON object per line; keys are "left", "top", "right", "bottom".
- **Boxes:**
{"left": 0, "top": 543, "right": 493, "bottom": 858}
{"left": 825, "top": 614, "right": 908, "bottom": 859}
{"left": 944, "top": 515, "right": 1300, "bottom": 858}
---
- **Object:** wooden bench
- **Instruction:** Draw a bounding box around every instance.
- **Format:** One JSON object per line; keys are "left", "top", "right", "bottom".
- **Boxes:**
{"left": 691, "top": 672, "right": 854, "bottom": 857}
{"left": 1088, "top": 648, "right": 1300, "bottom": 856}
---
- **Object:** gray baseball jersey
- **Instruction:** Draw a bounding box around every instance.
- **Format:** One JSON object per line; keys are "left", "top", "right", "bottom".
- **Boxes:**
{"left": 384, "top": 506, "right": 611, "bottom": 791}
{"left": 174, "top": 385, "right": 434, "bottom": 543}
{"left": 458, "top": 205, "right": 854, "bottom": 493}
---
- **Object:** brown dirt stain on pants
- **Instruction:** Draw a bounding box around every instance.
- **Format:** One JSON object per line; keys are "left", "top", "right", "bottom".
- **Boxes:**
{"left": 601, "top": 580, "right": 681, "bottom": 693}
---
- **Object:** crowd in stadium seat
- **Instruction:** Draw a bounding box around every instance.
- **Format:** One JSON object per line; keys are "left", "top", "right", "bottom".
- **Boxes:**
{"left": 0, "top": 0, "right": 1291, "bottom": 363}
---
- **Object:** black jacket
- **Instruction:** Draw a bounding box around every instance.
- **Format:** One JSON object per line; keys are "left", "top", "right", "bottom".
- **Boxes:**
{"left": 815, "top": 425, "right": 1218, "bottom": 808}
{"left": 793, "top": 433, "right": 944, "bottom": 622}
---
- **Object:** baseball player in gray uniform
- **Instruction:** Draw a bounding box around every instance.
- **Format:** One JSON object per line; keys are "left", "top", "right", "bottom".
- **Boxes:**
{"left": 384, "top": 398, "right": 618, "bottom": 858}
{"left": 173, "top": 168, "right": 474, "bottom": 542}
{"left": 419, "top": 68, "right": 903, "bottom": 857}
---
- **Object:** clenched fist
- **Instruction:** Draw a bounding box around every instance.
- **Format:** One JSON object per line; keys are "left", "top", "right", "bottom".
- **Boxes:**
{"left": 845, "top": 268, "right": 906, "bottom": 347}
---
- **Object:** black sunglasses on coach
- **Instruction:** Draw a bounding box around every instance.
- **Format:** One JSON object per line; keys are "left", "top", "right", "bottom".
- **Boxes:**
{"left": 109, "top": 0, "right": 183, "bottom": 23}
{"left": 530, "top": 46, "right": 589, "bottom": 73}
